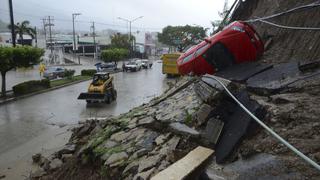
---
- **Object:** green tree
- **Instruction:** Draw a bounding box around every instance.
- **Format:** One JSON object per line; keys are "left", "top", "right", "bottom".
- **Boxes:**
{"left": 0, "top": 46, "right": 44, "bottom": 96}
{"left": 101, "top": 48, "right": 128, "bottom": 65}
{"left": 8, "top": 20, "right": 36, "bottom": 45}
{"left": 158, "top": 25, "right": 207, "bottom": 52}
{"left": 110, "top": 33, "right": 135, "bottom": 49}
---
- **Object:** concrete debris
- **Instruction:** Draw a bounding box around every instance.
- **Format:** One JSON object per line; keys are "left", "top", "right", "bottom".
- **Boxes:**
{"left": 169, "top": 122, "right": 200, "bottom": 137}
{"left": 48, "top": 158, "right": 63, "bottom": 171}
{"left": 133, "top": 167, "right": 155, "bottom": 180}
{"left": 138, "top": 154, "right": 164, "bottom": 172}
{"left": 203, "top": 118, "right": 224, "bottom": 145}
{"left": 215, "top": 62, "right": 273, "bottom": 82}
{"left": 58, "top": 144, "right": 76, "bottom": 156}
{"left": 194, "top": 103, "right": 213, "bottom": 126}
{"left": 31, "top": 63, "right": 320, "bottom": 179}
{"left": 32, "top": 153, "right": 42, "bottom": 164}
{"left": 105, "top": 152, "right": 128, "bottom": 166}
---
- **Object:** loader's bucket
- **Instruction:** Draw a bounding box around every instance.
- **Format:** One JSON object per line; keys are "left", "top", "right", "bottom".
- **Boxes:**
{"left": 77, "top": 93, "right": 105, "bottom": 100}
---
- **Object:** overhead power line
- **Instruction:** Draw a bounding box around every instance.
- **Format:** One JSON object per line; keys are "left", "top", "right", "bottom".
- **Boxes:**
{"left": 0, "top": 8, "right": 162, "bottom": 31}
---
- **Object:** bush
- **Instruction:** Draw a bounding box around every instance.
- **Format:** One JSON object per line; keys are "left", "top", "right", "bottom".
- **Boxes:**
{"left": 13, "top": 79, "right": 50, "bottom": 96}
{"left": 64, "top": 69, "right": 75, "bottom": 79}
{"left": 81, "top": 69, "right": 97, "bottom": 76}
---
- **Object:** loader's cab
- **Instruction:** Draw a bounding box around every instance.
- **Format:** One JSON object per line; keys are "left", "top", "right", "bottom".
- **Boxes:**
{"left": 92, "top": 72, "right": 110, "bottom": 86}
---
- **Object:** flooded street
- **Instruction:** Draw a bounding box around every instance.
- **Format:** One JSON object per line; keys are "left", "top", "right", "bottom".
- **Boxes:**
{"left": 0, "top": 61, "right": 169, "bottom": 179}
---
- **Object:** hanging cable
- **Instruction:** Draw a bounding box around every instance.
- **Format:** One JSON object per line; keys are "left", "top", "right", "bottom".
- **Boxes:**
{"left": 246, "top": 1, "right": 320, "bottom": 23}
{"left": 256, "top": 19, "right": 320, "bottom": 30}
{"left": 203, "top": 75, "right": 320, "bottom": 171}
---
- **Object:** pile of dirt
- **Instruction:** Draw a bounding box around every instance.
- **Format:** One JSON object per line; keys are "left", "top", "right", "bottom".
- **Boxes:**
{"left": 231, "top": 0, "right": 320, "bottom": 64}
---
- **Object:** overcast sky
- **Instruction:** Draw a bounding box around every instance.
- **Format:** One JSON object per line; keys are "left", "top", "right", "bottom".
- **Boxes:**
{"left": 0, "top": 0, "right": 232, "bottom": 32}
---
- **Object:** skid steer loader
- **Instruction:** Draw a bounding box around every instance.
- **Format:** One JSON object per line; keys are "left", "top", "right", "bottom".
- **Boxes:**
{"left": 77, "top": 72, "right": 117, "bottom": 103}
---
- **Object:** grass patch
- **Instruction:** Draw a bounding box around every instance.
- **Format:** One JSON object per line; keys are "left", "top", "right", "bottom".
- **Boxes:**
{"left": 185, "top": 110, "right": 193, "bottom": 126}
{"left": 50, "top": 75, "right": 91, "bottom": 87}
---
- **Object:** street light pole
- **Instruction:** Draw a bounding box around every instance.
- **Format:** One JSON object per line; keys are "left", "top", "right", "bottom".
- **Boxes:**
{"left": 117, "top": 16, "right": 143, "bottom": 58}
{"left": 72, "top": 13, "right": 81, "bottom": 64}
{"left": 8, "top": 0, "right": 16, "bottom": 47}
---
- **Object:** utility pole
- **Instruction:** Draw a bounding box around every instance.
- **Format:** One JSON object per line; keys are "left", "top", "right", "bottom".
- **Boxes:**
{"left": 47, "top": 16, "right": 54, "bottom": 53}
{"left": 42, "top": 18, "right": 47, "bottom": 48}
{"left": 34, "top": 26, "right": 38, "bottom": 47}
{"left": 117, "top": 16, "right": 143, "bottom": 58}
{"left": 91, "top": 21, "right": 97, "bottom": 59}
{"left": 8, "top": 0, "right": 16, "bottom": 47}
{"left": 72, "top": 13, "right": 81, "bottom": 64}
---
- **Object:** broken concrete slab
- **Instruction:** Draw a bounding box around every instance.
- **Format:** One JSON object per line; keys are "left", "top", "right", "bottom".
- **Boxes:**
{"left": 246, "top": 62, "right": 320, "bottom": 95}
{"left": 151, "top": 146, "right": 214, "bottom": 180}
{"left": 298, "top": 60, "right": 320, "bottom": 72}
{"left": 169, "top": 123, "right": 200, "bottom": 137}
{"left": 194, "top": 80, "right": 219, "bottom": 103}
{"left": 32, "top": 153, "right": 42, "bottom": 164}
{"left": 214, "top": 90, "right": 266, "bottom": 163}
{"left": 48, "top": 159, "right": 63, "bottom": 171}
{"left": 137, "top": 116, "right": 155, "bottom": 127}
{"left": 134, "top": 167, "right": 156, "bottom": 180}
{"left": 194, "top": 104, "right": 213, "bottom": 126}
{"left": 215, "top": 62, "right": 273, "bottom": 83}
{"left": 105, "top": 152, "right": 128, "bottom": 166}
{"left": 58, "top": 144, "right": 76, "bottom": 156}
{"left": 135, "top": 131, "right": 158, "bottom": 151}
{"left": 123, "top": 161, "right": 139, "bottom": 175}
{"left": 204, "top": 153, "right": 305, "bottom": 180}
{"left": 203, "top": 118, "right": 224, "bottom": 145}
{"left": 138, "top": 154, "right": 165, "bottom": 172}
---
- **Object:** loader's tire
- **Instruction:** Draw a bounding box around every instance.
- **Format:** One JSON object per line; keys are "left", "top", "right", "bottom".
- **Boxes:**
{"left": 104, "top": 92, "right": 111, "bottom": 104}
{"left": 112, "top": 90, "right": 117, "bottom": 100}
{"left": 105, "top": 96, "right": 111, "bottom": 104}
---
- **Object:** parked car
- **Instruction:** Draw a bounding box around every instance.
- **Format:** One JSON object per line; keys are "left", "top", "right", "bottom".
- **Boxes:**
{"left": 100, "top": 62, "right": 117, "bottom": 71}
{"left": 124, "top": 60, "right": 142, "bottom": 72}
{"left": 141, "top": 60, "right": 152, "bottom": 69}
{"left": 43, "top": 67, "right": 66, "bottom": 79}
{"left": 177, "top": 21, "right": 264, "bottom": 75}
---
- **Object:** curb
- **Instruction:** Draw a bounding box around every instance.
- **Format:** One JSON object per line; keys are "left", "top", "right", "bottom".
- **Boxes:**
{"left": 0, "top": 70, "right": 120, "bottom": 106}
{"left": 0, "top": 78, "right": 91, "bottom": 106}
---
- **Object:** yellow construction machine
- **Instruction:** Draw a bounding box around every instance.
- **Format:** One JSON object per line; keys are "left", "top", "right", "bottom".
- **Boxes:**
{"left": 78, "top": 72, "right": 117, "bottom": 103}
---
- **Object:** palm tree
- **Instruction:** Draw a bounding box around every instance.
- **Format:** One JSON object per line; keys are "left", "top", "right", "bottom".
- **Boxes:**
{"left": 8, "top": 20, "right": 36, "bottom": 45}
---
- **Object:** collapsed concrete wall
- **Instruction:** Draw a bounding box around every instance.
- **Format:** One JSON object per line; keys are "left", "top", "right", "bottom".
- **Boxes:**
{"left": 231, "top": 0, "right": 320, "bottom": 64}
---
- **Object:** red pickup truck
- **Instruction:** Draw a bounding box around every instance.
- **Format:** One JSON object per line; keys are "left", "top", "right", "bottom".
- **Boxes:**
{"left": 177, "top": 21, "right": 264, "bottom": 75}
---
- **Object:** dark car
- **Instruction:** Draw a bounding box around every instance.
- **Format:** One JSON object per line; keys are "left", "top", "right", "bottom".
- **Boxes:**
{"left": 177, "top": 21, "right": 264, "bottom": 75}
{"left": 43, "top": 67, "right": 66, "bottom": 79}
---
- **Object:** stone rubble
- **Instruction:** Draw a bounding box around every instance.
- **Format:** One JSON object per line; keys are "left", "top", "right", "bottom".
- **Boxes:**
{"left": 30, "top": 72, "right": 320, "bottom": 179}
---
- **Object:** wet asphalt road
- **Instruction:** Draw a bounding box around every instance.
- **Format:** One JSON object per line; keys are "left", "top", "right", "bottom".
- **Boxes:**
{"left": 0, "top": 61, "right": 168, "bottom": 161}
{"left": 1, "top": 55, "right": 102, "bottom": 91}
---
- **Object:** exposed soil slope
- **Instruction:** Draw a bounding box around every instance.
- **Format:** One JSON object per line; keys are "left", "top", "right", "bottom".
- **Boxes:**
{"left": 231, "top": 0, "right": 320, "bottom": 64}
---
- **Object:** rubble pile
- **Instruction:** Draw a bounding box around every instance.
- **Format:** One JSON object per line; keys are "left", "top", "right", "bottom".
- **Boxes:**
{"left": 31, "top": 60, "right": 320, "bottom": 179}
{"left": 30, "top": 77, "right": 216, "bottom": 179}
